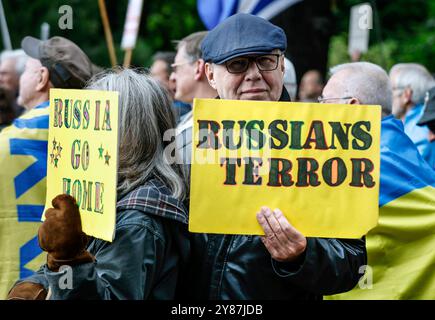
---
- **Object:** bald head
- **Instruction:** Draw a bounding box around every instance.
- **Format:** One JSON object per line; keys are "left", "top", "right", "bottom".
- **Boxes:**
{"left": 323, "top": 62, "right": 392, "bottom": 117}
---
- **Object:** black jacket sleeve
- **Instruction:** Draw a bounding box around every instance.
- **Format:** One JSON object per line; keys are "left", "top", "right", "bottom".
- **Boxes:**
{"left": 271, "top": 237, "right": 367, "bottom": 295}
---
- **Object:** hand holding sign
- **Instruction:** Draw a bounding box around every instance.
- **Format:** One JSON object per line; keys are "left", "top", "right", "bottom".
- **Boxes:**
{"left": 189, "top": 99, "right": 381, "bottom": 238}
{"left": 257, "top": 207, "right": 307, "bottom": 262}
{"left": 46, "top": 89, "right": 119, "bottom": 242}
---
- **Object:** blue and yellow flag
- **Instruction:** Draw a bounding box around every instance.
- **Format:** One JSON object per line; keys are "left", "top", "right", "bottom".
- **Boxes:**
{"left": 328, "top": 116, "right": 435, "bottom": 299}
{"left": 0, "top": 101, "right": 49, "bottom": 299}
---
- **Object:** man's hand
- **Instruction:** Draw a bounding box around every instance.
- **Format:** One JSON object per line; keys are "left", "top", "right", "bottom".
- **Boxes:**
{"left": 256, "top": 206, "right": 307, "bottom": 262}
{"left": 38, "top": 194, "right": 93, "bottom": 271}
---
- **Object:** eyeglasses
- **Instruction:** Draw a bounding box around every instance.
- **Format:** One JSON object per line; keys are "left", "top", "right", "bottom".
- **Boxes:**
{"left": 170, "top": 61, "right": 193, "bottom": 73}
{"left": 392, "top": 86, "right": 408, "bottom": 97}
{"left": 317, "top": 96, "right": 354, "bottom": 103}
{"left": 225, "top": 54, "right": 281, "bottom": 74}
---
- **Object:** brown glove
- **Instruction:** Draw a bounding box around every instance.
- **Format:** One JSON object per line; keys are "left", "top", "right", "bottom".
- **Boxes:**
{"left": 38, "top": 194, "right": 94, "bottom": 272}
{"left": 7, "top": 282, "right": 47, "bottom": 300}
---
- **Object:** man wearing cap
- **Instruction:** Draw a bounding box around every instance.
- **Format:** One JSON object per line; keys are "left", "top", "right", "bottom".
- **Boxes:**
{"left": 417, "top": 87, "right": 435, "bottom": 170}
{"left": 0, "top": 36, "right": 94, "bottom": 299}
{"left": 185, "top": 13, "right": 366, "bottom": 300}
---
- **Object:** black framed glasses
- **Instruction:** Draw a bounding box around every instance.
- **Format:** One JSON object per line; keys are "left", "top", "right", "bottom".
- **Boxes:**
{"left": 225, "top": 54, "right": 281, "bottom": 74}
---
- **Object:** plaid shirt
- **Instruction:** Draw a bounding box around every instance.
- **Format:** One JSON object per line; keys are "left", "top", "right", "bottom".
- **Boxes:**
{"left": 117, "top": 178, "right": 188, "bottom": 225}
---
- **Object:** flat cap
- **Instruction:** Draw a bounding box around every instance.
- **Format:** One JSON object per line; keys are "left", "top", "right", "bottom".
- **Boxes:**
{"left": 417, "top": 86, "right": 435, "bottom": 126}
{"left": 201, "top": 13, "right": 287, "bottom": 64}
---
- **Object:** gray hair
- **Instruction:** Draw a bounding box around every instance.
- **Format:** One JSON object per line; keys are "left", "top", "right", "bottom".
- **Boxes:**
{"left": 0, "top": 49, "right": 28, "bottom": 75}
{"left": 329, "top": 62, "right": 392, "bottom": 116}
{"left": 389, "top": 63, "right": 435, "bottom": 105}
{"left": 86, "top": 68, "right": 187, "bottom": 199}
{"left": 174, "top": 31, "right": 208, "bottom": 62}
{"left": 284, "top": 57, "right": 297, "bottom": 101}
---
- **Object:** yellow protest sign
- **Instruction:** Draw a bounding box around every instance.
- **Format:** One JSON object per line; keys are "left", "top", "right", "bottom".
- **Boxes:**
{"left": 189, "top": 99, "right": 381, "bottom": 238}
{"left": 45, "top": 89, "right": 119, "bottom": 242}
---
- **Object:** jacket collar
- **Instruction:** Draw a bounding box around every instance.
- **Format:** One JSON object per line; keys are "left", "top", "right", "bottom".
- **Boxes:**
{"left": 116, "top": 178, "right": 188, "bottom": 225}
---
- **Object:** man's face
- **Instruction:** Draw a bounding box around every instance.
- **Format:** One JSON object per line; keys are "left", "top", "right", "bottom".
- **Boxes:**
{"left": 206, "top": 53, "right": 284, "bottom": 101}
{"left": 299, "top": 70, "right": 323, "bottom": 100}
{"left": 169, "top": 45, "right": 196, "bottom": 103}
{"left": 17, "top": 58, "right": 42, "bottom": 109}
{"left": 150, "top": 59, "right": 170, "bottom": 90}
{"left": 0, "top": 58, "right": 19, "bottom": 93}
{"left": 389, "top": 71, "right": 407, "bottom": 118}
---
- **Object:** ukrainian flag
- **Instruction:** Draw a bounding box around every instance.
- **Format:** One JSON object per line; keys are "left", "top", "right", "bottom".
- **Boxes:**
{"left": 0, "top": 101, "right": 49, "bottom": 299}
{"left": 327, "top": 116, "right": 435, "bottom": 300}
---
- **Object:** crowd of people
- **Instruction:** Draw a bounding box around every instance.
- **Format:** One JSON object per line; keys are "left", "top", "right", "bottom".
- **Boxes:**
{"left": 1, "top": 13, "right": 434, "bottom": 300}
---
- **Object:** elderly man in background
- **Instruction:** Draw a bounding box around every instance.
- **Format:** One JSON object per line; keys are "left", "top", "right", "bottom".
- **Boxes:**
{"left": 150, "top": 51, "right": 176, "bottom": 90}
{"left": 283, "top": 57, "right": 297, "bottom": 101}
{"left": 184, "top": 13, "right": 366, "bottom": 300}
{"left": 322, "top": 62, "right": 435, "bottom": 300}
{"left": 417, "top": 87, "right": 435, "bottom": 170}
{"left": 170, "top": 31, "right": 217, "bottom": 174}
{"left": 321, "top": 62, "right": 392, "bottom": 116}
{"left": 389, "top": 63, "right": 435, "bottom": 155}
{"left": 150, "top": 51, "right": 191, "bottom": 122}
{"left": 0, "top": 36, "right": 94, "bottom": 299}
{"left": 298, "top": 69, "right": 324, "bottom": 102}
{"left": 0, "top": 49, "right": 27, "bottom": 118}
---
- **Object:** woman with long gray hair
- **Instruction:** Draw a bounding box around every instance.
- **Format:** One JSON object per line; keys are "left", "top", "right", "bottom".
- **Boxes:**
{"left": 8, "top": 69, "right": 190, "bottom": 300}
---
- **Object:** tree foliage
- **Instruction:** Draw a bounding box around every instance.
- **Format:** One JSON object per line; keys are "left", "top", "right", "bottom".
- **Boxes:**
{"left": 328, "top": 0, "right": 435, "bottom": 72}
{"left": 1, "top": 0, "right": 433, "bottom": 72}
{"left": 2, "top": 0, "right": 204, "bottom": 68}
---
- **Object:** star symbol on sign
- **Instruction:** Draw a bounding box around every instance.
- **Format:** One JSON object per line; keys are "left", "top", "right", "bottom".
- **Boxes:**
{"left": 98, "top": 144, "right": 104, "bottom": 159}
{"left": 50, "top": 138, "right": 61, "bottom": 168}
{"left": 56, "top": 143, "right": 62, "bottom": 158}
{"left": 104, "top": 151, "right": 111, "bottom": 165}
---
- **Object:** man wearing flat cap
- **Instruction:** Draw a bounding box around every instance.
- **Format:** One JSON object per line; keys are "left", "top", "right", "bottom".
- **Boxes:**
{"left": 417, "top": 87, "right": 435, "bottom": 169}
{"left": 185, "top": 13, "right": 366, "bottom": 300}
{"left": 1, "top": 36, "right": 94, "bottom": 299}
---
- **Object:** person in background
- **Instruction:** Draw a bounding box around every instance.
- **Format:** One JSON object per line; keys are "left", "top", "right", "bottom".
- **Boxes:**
{"left": 283, "top": 57, "right": 297, "bottom": 101}
{"left": 298, "top": 69, "right": 324, "bottom": 102}
{"left": 170, "top": 31, "right": 217, "bottom": 175}
{"left": 0, "top": 87, "right": 15, "bottom": 131}
{"left": 0, "top": 49, "right": 27, "bottom": 118}
{"left": 417, "top": 86, "right": 435, "bottom": 170}
{"left": 389, "top": 63, "right": 435, "bottom": 155}
{"left": 0, "top": 36, "right": 94, "bottom": 299}
{"left": 150, "top": 51, "right": 176, "bottom": 90}
{"left": 322, "top": 62, "right": 435, "bottom": 300}
{"left": 150, "top": 51, "right": 191, "bottom": 123}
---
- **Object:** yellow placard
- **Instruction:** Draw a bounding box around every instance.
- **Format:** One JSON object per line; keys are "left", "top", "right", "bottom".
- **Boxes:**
{"left": 45, "top": 89, "right": 119, "bottom": 242}
{"left": 189, "top": 99, "right": 381, "bottom": 238}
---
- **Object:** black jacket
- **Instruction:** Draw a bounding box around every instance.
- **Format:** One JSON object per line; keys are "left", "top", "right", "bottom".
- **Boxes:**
{"left": 18, "top": 178, "right": 190, "bottom": 300}
{"left": 183, "top": 87, "right": 367, "bottom": 300}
